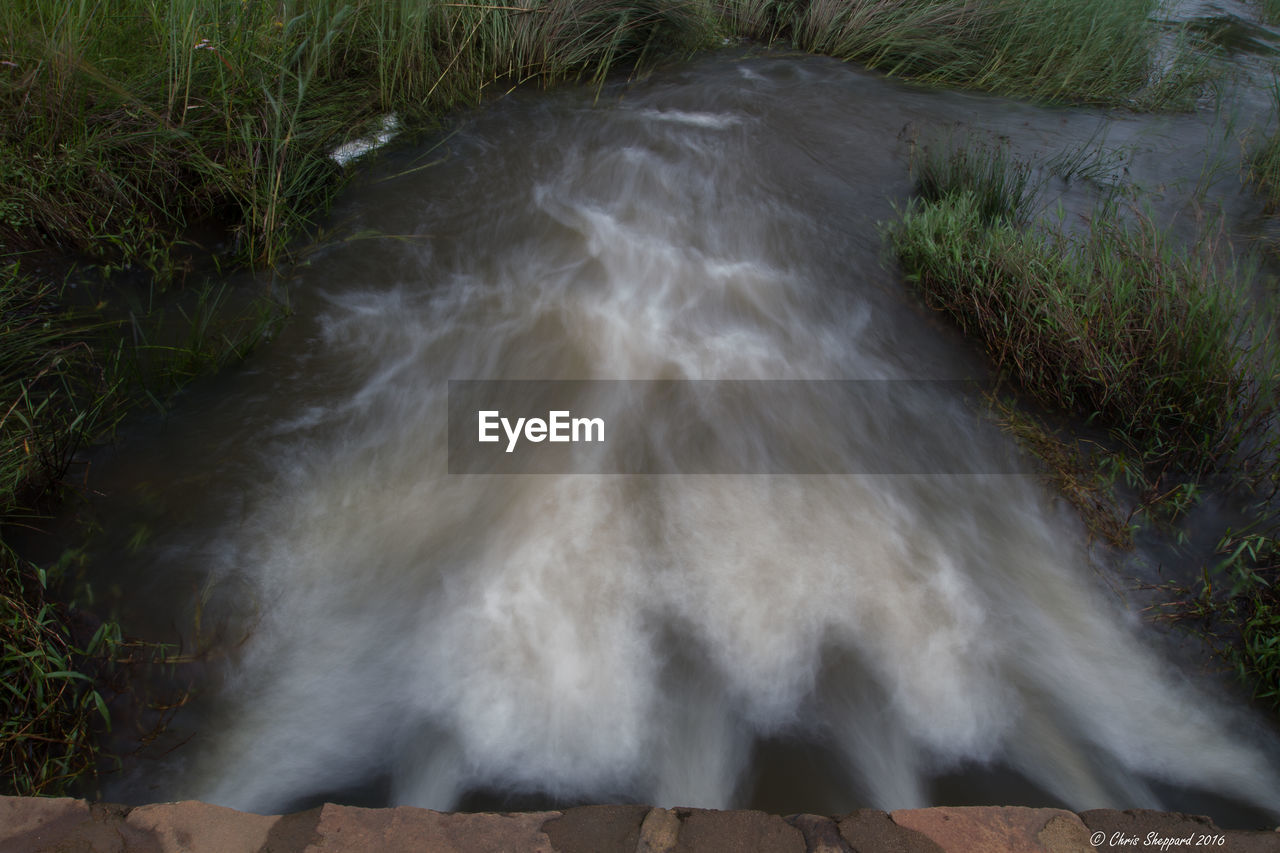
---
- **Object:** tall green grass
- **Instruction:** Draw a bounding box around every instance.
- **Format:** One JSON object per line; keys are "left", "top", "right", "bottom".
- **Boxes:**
{"left": 1249, "top": 81, "right": 1280, "bottom": 245}
{"left": 911, "top": 138, "right": 1034, "bottom": 226}
{"left": 0, "top": 0, "right": 712, "bottom": 269}
{"left": 1252, "top": 133, "right": 1280, "bottom": 211}
{"left": 1, "top": 0, "right": 1202, "bottom": 273}
{"left": 895, "top": 141, "right": 1278, "bottom": 476}
{"left": 1208, "top": 529, "right": 1280, "bottom": 710}
{"left": 892, "top": 140, "right": 1280, "bottom": 708}
{"left": 790, "top": 0, "right": 1199, "bottom": 107}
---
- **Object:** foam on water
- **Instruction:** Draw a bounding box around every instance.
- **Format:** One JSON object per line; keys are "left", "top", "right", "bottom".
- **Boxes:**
{"left": 93, "top": 55, "right": 1280, "bottom": 820}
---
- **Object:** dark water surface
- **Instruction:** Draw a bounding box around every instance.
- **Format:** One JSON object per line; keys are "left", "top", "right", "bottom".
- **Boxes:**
{"left": 46, "top": 28, "right": 1280, "bottom": 828}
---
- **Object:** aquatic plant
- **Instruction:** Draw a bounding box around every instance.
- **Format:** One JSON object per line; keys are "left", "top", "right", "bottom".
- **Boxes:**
{"left": 891, "top": 139, "right": 1280, "bottom": 711}
{"left": 894, "top": 200, "right": 1274, "bottom": 475}
{"left": 791, "top": 0, "right": 1198, "bottom": 107}
{"left": 0, "top": 0, "right": 710, "bottom": 270}
{"left": 0, "top": 547, "right": 120, "bottom": 796}
{"left": 0, "top": 266, "right": 122, "bottom": 795}
{"left": 0, "top": 259, "right": 280, "bottom": 794}
{"left": 1248, "top": 80, "right": 1280, "bottom": 251}
{"left": 0, "top": 0, "right": 1201, "bottom": 273}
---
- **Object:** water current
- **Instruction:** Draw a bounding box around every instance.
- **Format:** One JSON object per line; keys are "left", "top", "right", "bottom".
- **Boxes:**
{"left": 55, "top": 21, "right": 1280, "bottom": 828}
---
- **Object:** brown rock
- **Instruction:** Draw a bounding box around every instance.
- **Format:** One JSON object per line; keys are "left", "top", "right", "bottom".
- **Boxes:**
{"left": 786, "top": 814, "right": 853, "bottom": 852}
{"left": 1079, "top": 809, "right": 1280, "bottom": 853}
{"left": 638, "top": 807, "right": 684, "bottom": 853}
{"left": 1037, "top": 814, "right": 1096, "bottom": 853}
{"left": 0, "top": 797, "right": 93, "bottom": 838}
{"left": 0, "top": 796, "right": 153, "bottom": 853}
{"left": 2, "top": 797, "right": 1275, "bottom": 853}
{"left": 124, "top": 800, "right": 280, "bottom": 852}
{"left": 261, "top": 808, "right": 325, "bottom": 852}
{"left": 306, "top": 804, "right": 559, "bottom": 852}
{"left": 675, "top": 808, "right": 806, "bottom": 853}
{"left": 891, "top": 806, "right": 1092, "bottom": 853}
{"left": 837, "top": 809, "right": 945, "bottom": 853}
{"left": 540, "top": 804, "right": 648, "bottom": 853}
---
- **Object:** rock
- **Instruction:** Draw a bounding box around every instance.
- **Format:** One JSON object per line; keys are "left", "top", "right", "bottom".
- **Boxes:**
{"left": 306, "top": 804, "right": 558, "bottom": 852}
{"left": 124, "top": 800, "right": 279, "bottom": 852}
{"left": 638, "top": 807, "right": 684, "bottom": 853}
{"left": 2, "top": 797, "right": 1278, "bottom": 853}
{"left": 837, "top": 809, "right": 945, "bottom": 853}
{"left": 1079, "top": 809, "right": 1280, "bottom": 853}
{"left": 541, "top": 804, "right": 649, "bottom": 853}
{"left": 674, "top": 808, "right": 806, "bottom": 853}
{"left": 786, "top": 813, "right": 853, "bottom": 852}
{"left": 890, "top": 806, "right": 1093, "bottom": 853}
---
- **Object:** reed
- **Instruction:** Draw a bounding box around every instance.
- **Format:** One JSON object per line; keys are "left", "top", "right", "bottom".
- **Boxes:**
{"left": 892, "top": 140, "right": 1280, "bottom": 709}
{"left": 790, "top": 0, "right": 1200, "bottom": 107}
{"left": 0, "top": 0, "right": 711, "bottom": 269}
{"left": 894, "top": 141, "right": 1278, "bottom": 475}
{"left": 0, "top": 0, "right": 1201, "bottom": 273}
{"left": 1249, "top": 81, "right": 1280, "bottom": 242}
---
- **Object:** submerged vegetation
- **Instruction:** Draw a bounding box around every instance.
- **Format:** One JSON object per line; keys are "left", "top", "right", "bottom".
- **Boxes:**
{"left": 1249, "top": 80, "right": 1280, "bottom": 244}
{"left": 891, "top": 138, "right": 1280, "bottom": 710}
{"left": 792, "top": 0, "right": 1199, "bottom": 107}
{"left": 0, "top": 552, "right": 120, "bottom": 795}
{"left": 0, "top": 264, "right": 276, "bottom": 794}
{"left": 896, "top": 155, "right": 1274, "bottom": 476}
{"left": 0, "top": 265, "right": 123, "bottom": 794}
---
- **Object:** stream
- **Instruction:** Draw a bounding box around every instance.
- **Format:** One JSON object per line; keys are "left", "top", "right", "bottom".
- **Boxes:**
{"left": 43, "top": 7, "right": 1280, "bottom": 829}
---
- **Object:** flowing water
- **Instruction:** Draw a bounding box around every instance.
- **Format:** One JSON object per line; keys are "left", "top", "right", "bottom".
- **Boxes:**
{"left": 52, "top": 27, "right": 1280, "bottom": 827}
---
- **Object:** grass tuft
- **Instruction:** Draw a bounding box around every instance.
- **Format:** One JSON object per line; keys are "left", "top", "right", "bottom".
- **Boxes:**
{"left": 911, "top": 137, "right": 1035, "bottom": 226}
{"left": 892, "top": 140, "right": 1280, "bottom": 710}
{"left": 0, "top": 0, "right": 1207, "bottom": 274}
{"left": 790, "top": 0, "right": 1201, "bottom": 108}
{"left": 0, "top": 547, "right": 121, "bottom": 795}
{"left": 893, "top": 147, "right": 1277, "bottom": 476}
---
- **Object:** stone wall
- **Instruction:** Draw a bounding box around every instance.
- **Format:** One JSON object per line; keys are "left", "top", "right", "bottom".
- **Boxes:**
{"left": 2, "top": 797, "right": 1277, "bottom": 852}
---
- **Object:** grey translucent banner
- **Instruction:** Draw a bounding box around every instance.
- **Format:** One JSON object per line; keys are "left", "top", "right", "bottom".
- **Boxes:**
{"left": 447, "top": 380, "right": 1023, "bottom": 474}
